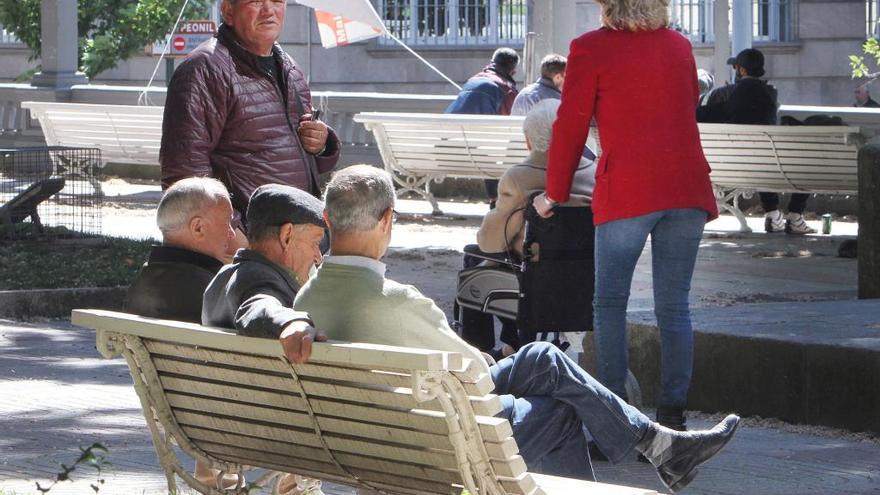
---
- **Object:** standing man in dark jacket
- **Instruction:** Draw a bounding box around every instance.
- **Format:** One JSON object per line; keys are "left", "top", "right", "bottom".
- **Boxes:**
{"left": 446, "top": 47, "right": 520, "bottom": 208}
{"left": 697, "top": 48, "right": 816, "bottom": 235}
{"left": 160, "top": 0, "right": 341, "bottom": 241}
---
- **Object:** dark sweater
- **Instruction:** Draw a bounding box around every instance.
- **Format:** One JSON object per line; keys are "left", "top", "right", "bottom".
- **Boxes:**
{"left": 125, "top": 245, "right": 223, "bottom": 323}
{"left": 697, "top": 77, "right": 778, "bottom": 125}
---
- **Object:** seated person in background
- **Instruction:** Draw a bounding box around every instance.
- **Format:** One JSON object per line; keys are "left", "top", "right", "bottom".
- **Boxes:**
{"left": 293, "top": 165, "right": 740, "bottom": 493}
{"left": 202, "top": 184, "right": 326, "bottom": 340}
{"left": 477, "top": 99, "right": 595, "bottom": 257}
{"left": 511, "top": 53, "right": 566, "bottom": 116}
{"left": 125, "top": 177, "right": 234, "bottom": 323}
{"left": 854, "top": 83, "right": 880, "bottom": 108}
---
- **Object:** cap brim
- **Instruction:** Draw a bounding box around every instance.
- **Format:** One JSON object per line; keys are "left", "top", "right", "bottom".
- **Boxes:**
{"left": 726, "top": 57, "right": 737, "bottom": 66}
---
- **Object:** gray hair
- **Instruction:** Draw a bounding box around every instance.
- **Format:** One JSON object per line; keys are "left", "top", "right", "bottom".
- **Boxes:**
{"left": 325, "top": 165, "right": 395, "bottom": 234}
{"left": 157, "top": 177, "right": 230, "bottom": 235}
{"left": 523, "top": 99, "right": 561, "bottom": 153}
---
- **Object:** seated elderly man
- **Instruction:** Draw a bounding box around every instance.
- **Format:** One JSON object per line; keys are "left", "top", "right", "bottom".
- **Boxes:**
{"left": 126, "top": 177, "right": 235, "bottom": 323}
{"left": 202, "top": 183, "right": 326, "bottom": 339}
{"left": 292, "top": 165, "right": 739, "bottom": 493}
{"left": 477, "top": 98, "right": 595, "bottom": 257}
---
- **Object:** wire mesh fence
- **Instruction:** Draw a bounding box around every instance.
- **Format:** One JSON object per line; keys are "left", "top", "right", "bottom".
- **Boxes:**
{"left": 0, "top": 146, "right": 102, "bottom": 239}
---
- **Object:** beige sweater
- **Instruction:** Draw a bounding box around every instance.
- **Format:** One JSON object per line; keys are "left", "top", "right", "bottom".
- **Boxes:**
{"left": 477, "top": 150, "right": 595, "bottom": 255}
{"left": 293, "top": 257, "right": 490, "bottom": 375}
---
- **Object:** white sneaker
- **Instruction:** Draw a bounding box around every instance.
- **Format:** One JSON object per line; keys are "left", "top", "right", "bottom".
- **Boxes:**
{"left": 785, "top": 213, "right": 817, "bottom": 235}
{"left": 764, "top": 210, "right": 785, "bottom": 233}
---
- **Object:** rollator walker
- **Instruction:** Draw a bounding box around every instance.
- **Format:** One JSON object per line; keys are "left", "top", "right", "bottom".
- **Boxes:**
{"left": 455, "top": 196, "right": 642, "bottom": 404}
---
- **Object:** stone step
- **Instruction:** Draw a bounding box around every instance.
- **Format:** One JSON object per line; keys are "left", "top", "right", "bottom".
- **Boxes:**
{"left": 581, "top": 299, "right": 880, "bottom": 432}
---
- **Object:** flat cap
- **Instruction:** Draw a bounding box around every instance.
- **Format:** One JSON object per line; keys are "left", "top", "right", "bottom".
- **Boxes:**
{"left": 246, "top": 184, "right": 326, "bottom": 231}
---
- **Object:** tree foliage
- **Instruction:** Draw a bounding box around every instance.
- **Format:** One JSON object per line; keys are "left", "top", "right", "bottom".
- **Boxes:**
{"left": 0, "top": 0, "right": 212, "bottom": 79}
{"left": 850, "top": 37, "right": 880, "bottom": 80}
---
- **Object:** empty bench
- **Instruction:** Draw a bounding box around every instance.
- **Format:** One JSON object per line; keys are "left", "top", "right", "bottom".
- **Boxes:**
{"left": 72, "top": 309, "right": 656, "bottom": 495}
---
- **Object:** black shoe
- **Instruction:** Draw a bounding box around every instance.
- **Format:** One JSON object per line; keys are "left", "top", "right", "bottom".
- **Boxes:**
{"left": 640, "top": 414, "right": 740, "bottom": 493}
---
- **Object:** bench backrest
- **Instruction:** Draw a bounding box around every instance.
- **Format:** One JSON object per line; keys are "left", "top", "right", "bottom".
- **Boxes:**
{"left": 699, "top": 123, "right": 863, "bottom": 194}
{"left": 72, "top": 309, "right": 540, "bottom": 495}
{"left": 21, "top": 102, "right": 163, "bottom": 166}
{"left": 355, "top": 112, "right": 864, "bottom": 194}
{"left": 355, "top": 112, "right": 530, "bottom": 180}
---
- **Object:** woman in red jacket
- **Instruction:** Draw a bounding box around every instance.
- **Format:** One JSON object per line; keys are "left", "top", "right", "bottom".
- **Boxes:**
{"left": 533, "top": 0, "right": 718, "bottom": 431}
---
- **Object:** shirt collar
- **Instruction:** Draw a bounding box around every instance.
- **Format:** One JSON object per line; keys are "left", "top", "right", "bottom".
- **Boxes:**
{"left": 324, "top": 255, "right": 386, "bottom": 277}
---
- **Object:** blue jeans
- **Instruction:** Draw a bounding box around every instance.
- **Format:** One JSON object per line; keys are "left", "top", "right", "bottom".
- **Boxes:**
{"left": 491, "top": 342, "right": 651, "bottom": 480}
{"left": 594, "top": 208, "right": 707, "bottom": 408}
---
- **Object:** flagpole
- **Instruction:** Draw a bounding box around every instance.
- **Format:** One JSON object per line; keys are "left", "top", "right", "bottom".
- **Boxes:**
{"left": 385, "top": 32, "right": 462, "bottom": 91}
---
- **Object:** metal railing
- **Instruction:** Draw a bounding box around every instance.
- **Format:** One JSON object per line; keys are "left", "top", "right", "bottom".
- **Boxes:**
{"left": 669, "top": 0, "right": 794, "bottom": 44}
{"left": 0, "top": 27, "right": 22, "bottom": 46}
{"left": 376, "top": 0, "right": 526, "bottom": 46}
{"left": 868, "top": 0, "right": 878, "bottom": 37}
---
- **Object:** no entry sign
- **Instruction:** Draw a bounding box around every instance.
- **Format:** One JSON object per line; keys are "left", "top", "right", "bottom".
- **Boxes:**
{"left": 151, "top": 20, "right": 216, "bottom": 57}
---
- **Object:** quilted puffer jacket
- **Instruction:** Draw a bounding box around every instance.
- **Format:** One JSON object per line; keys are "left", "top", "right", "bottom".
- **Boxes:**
{"left": 160, "top": 24, "right": 340, "bottom": 220}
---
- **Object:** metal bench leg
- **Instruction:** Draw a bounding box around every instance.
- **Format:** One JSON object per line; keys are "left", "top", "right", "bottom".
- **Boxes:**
{"left": 714, "top": 186, "right": 753, "bottom": 233}
{"left": 392, "top": 172, "right": 444, "bottom": 215}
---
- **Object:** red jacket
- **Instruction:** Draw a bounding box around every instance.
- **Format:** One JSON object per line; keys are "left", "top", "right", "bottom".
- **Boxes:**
{"left": 546, "top": 28, "right": 718, "bottom": 225}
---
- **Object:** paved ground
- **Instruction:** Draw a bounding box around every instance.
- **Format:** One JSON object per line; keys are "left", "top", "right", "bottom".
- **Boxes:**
{"left": 2, "top": 181, "right": 878, "bottom": 494}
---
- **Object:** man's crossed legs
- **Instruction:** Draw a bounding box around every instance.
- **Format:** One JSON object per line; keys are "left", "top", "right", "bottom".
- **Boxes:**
{"left": 491, "top": 342, "right": 739, "bottom": 493}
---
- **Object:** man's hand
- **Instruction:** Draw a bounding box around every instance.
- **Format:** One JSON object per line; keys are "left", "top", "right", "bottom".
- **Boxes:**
{"left": 532, "top": 192, "right": 557, "bottom": 218}
{"left": 279, "top": 320, "right": 326, "bottom": 364}
{"left": 298, "top": 115, "right": 330, "bottom": 155}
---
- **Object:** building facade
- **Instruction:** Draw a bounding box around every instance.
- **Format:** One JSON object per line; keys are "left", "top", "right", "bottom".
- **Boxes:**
{"left": 0, "top": 0, "right": 870, "bottom": 105}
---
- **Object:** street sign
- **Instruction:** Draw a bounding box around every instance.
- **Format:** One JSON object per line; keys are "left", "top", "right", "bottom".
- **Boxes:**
{"left": 151, "top": 20, "right": 216, "bottom": 58}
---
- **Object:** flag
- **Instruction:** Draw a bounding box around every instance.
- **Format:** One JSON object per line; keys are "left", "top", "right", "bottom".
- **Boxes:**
{"left": 295, "top": 0, "right": 386, "bottom": 48}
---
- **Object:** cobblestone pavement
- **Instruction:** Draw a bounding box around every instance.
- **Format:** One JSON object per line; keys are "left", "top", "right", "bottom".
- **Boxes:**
{"left": 2, "top": 319, "right": 879, "bottom": 495}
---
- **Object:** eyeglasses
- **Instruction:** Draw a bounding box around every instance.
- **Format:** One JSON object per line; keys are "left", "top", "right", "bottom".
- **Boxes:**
{"left": 392, "top": 209, "right": 400, "bottom": 223}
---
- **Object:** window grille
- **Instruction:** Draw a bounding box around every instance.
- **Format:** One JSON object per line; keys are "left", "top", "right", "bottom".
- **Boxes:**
{"left": 377, "top": 0, "right": 527, "bottom": 46}
{"left": 868, "top": 0, "right": 879, "bottom": 37}
{"left": 668, "top": 0, "right": 794, "bottom": 44}
{"left": 0, "top": 27, "right": 22, "bottom": 46}
{"left": 752, "top": 0, "right": 792, "bottom": 42}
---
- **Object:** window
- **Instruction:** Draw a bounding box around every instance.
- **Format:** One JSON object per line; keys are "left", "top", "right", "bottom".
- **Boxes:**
{"left": 0, "top": 26, "right": 21, "bottom": 46}
{"left": 670, "top": 0, "right": 715, "bottom": 44}
{"left": 868, "top": 0, "right": 879, "bottom": 37}
{"left": 377, "top": 0, "right": 527, "bottom": 46}
{"left": 752, "top": 0, "right": 793, "bottom": 42}
{"left": 668, "top": 0, "right": 794, "bottom": 44}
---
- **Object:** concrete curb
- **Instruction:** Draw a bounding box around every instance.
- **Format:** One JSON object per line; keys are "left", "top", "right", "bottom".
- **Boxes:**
{"left": 0, "top": 286, "right": 127, "bottom": 319}
{"left": 581, "top": 299, "right": 880, "bottom": 433}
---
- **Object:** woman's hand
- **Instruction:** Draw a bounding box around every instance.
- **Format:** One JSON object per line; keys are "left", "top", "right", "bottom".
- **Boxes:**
{"left": 532, "top": 192, "right": 557, "bottom": 218}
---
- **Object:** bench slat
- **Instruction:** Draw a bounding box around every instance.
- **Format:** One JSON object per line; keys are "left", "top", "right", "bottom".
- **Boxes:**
{"left": 203, "top": 445, "right": 459, "bottom": 495}
{"left": 154, "top": 356, "right": 500, "bottom": 415}
{"left": 176, "top": 412, "right": 522, "bottom": 475}
{"left": 167, "top": 392, "right": 487, "bottom": 454}
{"left": 160, "top": 375, "right": 507, "bottom": 439}
{"left": 75, "top": 310, "right": 461, "bottom": 372}
{"left": 146, "top": 340, "right": 494, "bottom": 395}
{"left": 186, "top": 427, "right": 463, "bottom": 483}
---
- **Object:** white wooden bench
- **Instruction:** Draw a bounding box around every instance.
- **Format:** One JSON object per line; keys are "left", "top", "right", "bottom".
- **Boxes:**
{"left": 71, "top": 309, "right": 656, "bottom": 495}
{"left": 354, "top": 112, "right": 531, "bottom": 215}
{"left": 700, "top": 123, "right": 864, "bottom": 232}
{"left": 356, "top": 112, "right": 864, "bottom": 230}
{"left": 21, "top": 101, "right": 164, "bottom": 166}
